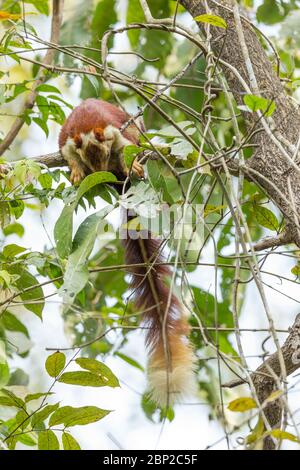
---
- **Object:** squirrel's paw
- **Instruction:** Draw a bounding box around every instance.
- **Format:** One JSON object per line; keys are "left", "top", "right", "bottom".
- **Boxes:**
{"left": 70, "top": 165, "right": 85, "bottom": 185}
{"left": 131, "top": 160, "right": 144, "bottom": 178}
{"left": 0, "top": 164, "right": 9, "bottom": 178}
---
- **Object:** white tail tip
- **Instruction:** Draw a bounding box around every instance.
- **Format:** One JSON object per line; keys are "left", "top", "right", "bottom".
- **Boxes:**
{"left": 147, "top": 339, "right": 197, "bottom": 407}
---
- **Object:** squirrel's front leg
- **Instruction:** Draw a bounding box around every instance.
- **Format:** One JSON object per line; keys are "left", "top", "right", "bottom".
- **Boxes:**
{"left": 109, "top": 148, "right": 144, "bottom": 179}
{"left": 61, "top": 136, "right": 87, "bottom": 185}
{"left": 69, "top": 159, "right": 86, "bottom": 185}
{"left": 131, "top": 159, "right": 144, "bottom": 178}
{"left": 107, "top": 126, "right": 144, "bottom": 179}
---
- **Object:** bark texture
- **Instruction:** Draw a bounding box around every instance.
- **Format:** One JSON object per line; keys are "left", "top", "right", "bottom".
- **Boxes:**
{"left": 180, "top": 0, "right": 300, "bottom": 449}
{"left": 252, "top": 314, "right": 300, "bottom": 448}
{"left": 180, "top": 0, "right": 300, "bottom": 246}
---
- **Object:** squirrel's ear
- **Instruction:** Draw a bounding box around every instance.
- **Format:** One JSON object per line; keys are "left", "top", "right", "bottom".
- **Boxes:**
{"left": 94, "top": 127, "right": 105, "bottom": 142}
{"left": 73, "top": 134, "right": 82, "bottom": 148}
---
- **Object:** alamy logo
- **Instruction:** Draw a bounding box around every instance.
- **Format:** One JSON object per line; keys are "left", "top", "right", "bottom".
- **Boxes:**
{"left": 97, "top": 203, "right": 205, "bottom": 252}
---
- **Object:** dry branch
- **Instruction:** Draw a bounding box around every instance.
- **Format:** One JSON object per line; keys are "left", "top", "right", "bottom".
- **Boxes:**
{"left": 177, "top": 0, "right": 300, "bottom": 449}
{"left": 223, "top": 313, "right": 300, "bottom": 449}
{"left": 252, "top": 232, "right": 293, "bottom": 252}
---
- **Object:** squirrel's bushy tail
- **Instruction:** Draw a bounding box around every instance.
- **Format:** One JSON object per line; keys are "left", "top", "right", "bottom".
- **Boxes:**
{"left": 123, "top": 234, "right": 196, "bottom": 407}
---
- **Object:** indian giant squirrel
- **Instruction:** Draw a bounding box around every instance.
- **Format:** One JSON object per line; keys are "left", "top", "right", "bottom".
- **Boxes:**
{"left": 59, "top": 98, "right": 196, "bottom": 407}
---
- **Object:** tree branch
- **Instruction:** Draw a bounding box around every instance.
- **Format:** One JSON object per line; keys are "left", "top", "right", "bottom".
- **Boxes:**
{"left": 32, "top": 151, "right": 66, "bottom": 168}
{"left": 179, "top": 0, "right": 300, "bottom": 247}
{"left": 223, "top": 313, "right": 300, "bottom": 449}
{"left": 252, "top": 231, "right": 293, "bottom": 252}
{"left": 0, "top": 0, "right": 64, "bottom": 156}
{"left": 176, "top": 0, "right": 300, "bottom": 449}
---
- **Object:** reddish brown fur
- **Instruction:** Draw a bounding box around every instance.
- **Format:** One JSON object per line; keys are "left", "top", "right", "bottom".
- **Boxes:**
{"left": 59, "top": 99, "right": 139, "bottom": 148}
{"left": 59, "top": 99, "right": 193, "bottom": 402}
{"left": 73, "top": 134, "right": 82, "bottom": 148}
{"left": 124, "top": 233, "right": 195, "bottom": 404}
{"left": 94, "top": 127, "right": 105, "bottom": 142}
{"left": 123, "top": 233, "right": 190, "bottom": 361}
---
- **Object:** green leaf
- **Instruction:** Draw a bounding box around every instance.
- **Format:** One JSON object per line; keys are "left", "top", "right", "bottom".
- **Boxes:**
{"left": 0, "top": 342, "right": 9, "bottom": 387}
{"left": 14, "top": 162, "right": 27, "bottom": 185}
{"left": 75, "top": 358, "right": 120, "bottom": 387}
{"left": 76, "top": 172, "right": 117, "bottom": 202}
{"left": 0, "top": 389, "right": 25, "bottom": 408}
{"left": 136, "top": 0, "right": 172, "bottom": 72}
{"left": 291, "top": 264, "right": 300, "bottom": 277}
{"left": 204, "top": 204, "right": 226, "bottom": 217}
{"left": 91, "top": 0, "right": 117, "bottom": 51}
{"left": 163, "top": 174, "right": 182, "bottom": 203}
{"left": 24, "top": 0, "right": 49, "bottom": 15}
{"left": 62, "top": 432, "right": 81, "bottom": 450}
{"left": 8, "top": 368, "right": 29, "bottom": 386}
{"left": 160, "top": 406, "right": 175, "bottom": 422}
{"left": 58, "top": 371, "right": 115, "bottom": 387}
{"left": 38, "top": 430, "right": 60, "bottom": 450}
{"left": 17, "top": 432, "right": 36, "bottom": 447}
{"left": 192, "top": 286, "right": 233, "bottom": 327}
{"left": 54, "top": 204, "right": 74, "bottom": 259}
{"left": 45, "top": 352, "right": 66, "bottom": 378}
{"left": 31, "top": 403, "right": 60, "bottom": 428}
{"left": 243, "top": 94, "right": 276, "bottom": 117}
{"left": 36, "top": 94, "right": 49, "bottom": 122}
{"left": 7, "top": 83, "right": 28, "bottom": 101}
{"left": 2, "top": 311, "right": 29, "bottom": 338}
{"left": 0, "top": 201, "right": 11, "bottom": 228}
{"left": 36, "top": 84, "right": 61, "bottom": 94}
{"left": 228, "top": 397, "right": 257, "bottom": 412}
{"left": 49, "top": 405, "right": 111, "bottom": 427}
{"left": 254, "top": 206, "right": 279, "bottom": 231}
{"left": 3, "top": 244, "right": 26, "bottom": 258}
{"left": 246, "top": 417, "right": 265, "bottom": 445}
{"left": 170, "top": 138, "right": 194, "bottom": 159}
{"left": 0, "top": 396, "right": 17, "bottom": 407}
{"left": 141, "top": 392, "right": 157, "bottom": 422}
{"left": 15, "top": 409, "right": 28, "bottom": 429}
{"left": 0, "top": 84, "right": 6, "bottom": 105}
{"left": 126, "top": 0, "right": 145, "bottom": 47}
{"left": 27, "top": 160, "right": 42, "bottom": 179}
{"left": 82, "top": 74, "right": 100, "bottom": 95}
{"left": 194, "top": 14, "right": 227, "bottom": 29}
{"left": 33, "top": 117, "right": 49, "bottom": 138}
{"left": 257, "top": 0, "right": 284, "bottom": 25}
{"left": 60, "top": 206, "right": 113, "bottom": 304}
{"left": 13, "top": 160, "right": 41, "bottom": 184}
{"left": 25, "top": 392, "right": 54, "bottom": 403}
{"left": 267, "top": 429, "right": 300, "bottom": 444}
{"left": 9, "top": 199, "right": 25, "bottom": 219}
{"left": 38, "top": 172, "right": 52, "bottom": 189}
{"left": 0, "top": 270, "right": 11, "bottom": 287}
{"left": 60, "top": 0, "right": 94, "bottom": 69}
{"left": 7, "top": 266, "right": 44, "bottom": 318}
{"left": 115, "top": 352, "right": 144, "bottom": 372}
{"left": 49, "top": 101, "right": 66, "bottom": 125}
{"left": 1, "top": 388, "right": 25, "bottom": 409}
{"left": 54, "top": 172, "right": 116, "bottom": 259}
{"left": 3, "top": 222, "right": 24, "bottom": 237}
{"left": 151, "top": 121, "right": 196, "bottom": 138}
{"left": 47, "top": 95, "right": 73, "bottom": 109}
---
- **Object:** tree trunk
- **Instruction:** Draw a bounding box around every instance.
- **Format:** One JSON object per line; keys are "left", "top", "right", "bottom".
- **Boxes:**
{"left": 180, "top": 0, "right": 300, "bottom": 246}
